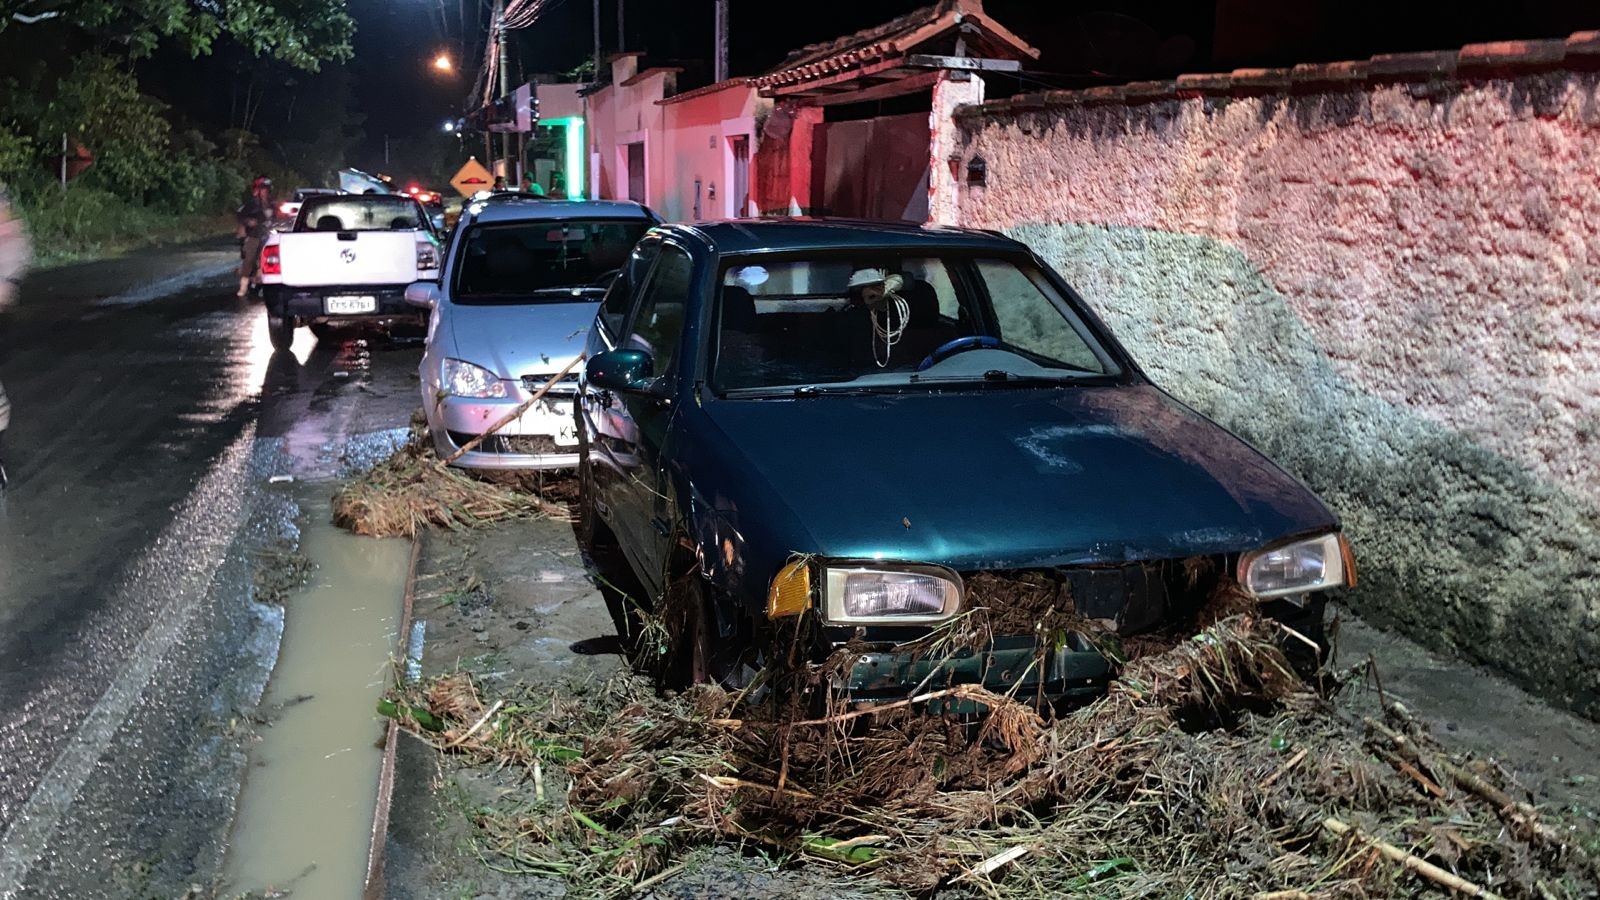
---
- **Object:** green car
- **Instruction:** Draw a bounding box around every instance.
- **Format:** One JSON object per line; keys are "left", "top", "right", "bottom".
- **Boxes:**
{"left": 577, "top": 220, "right": 1352, "bottom": 706}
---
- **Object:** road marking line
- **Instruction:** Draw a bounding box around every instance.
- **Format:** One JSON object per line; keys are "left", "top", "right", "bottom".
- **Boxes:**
{"left": 0, "top": 428, "right": 259, "bottom": 899}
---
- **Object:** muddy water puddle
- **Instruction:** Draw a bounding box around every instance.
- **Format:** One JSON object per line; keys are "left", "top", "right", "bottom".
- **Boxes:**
{"left": 223, "top": 493, "right": 408, "bottom": 899}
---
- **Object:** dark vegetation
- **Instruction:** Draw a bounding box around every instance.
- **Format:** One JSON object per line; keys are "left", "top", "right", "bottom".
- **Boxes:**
{"left": 0, "top": 0, "right": 356, "bottom": 263}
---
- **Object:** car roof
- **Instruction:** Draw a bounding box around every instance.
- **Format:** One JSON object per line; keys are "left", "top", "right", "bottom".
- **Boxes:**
{"left": 461, "top": 197, "right": 656, "bottom": 225}
{"left": 661, "top": 218, "right": 1025, "bottom": 256}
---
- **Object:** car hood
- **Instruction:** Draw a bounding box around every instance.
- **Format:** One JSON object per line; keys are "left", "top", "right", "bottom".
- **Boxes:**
{"left": 698, "top": 384, "right": 1337, "bottom": 569}
{"left": 445, "top": 299, "right": 596, "bottom": 378}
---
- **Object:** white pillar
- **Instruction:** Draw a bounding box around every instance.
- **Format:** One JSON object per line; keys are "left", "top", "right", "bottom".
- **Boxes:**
{"left": 927, "top": 71, "right": 984, "bottom": 226}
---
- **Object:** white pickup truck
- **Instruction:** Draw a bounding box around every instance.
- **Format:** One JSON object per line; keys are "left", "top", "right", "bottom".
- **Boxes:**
{"left": 258, "top": 194, "right": 442, "bottom": 350}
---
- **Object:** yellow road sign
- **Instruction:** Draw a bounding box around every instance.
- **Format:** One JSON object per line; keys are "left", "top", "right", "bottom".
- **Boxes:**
{"left": 450, "top": 157, "right": 495, "bottom": 198}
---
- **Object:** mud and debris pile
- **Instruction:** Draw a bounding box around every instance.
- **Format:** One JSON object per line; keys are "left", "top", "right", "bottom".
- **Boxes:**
{"left": 384, "top": 614, "right": 1600, "bottom": 898}
{"left": 331, "top": 414, "right": 568, "bottom": 538}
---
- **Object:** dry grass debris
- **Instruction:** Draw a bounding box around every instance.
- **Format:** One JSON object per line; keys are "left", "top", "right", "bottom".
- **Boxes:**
{"left": 384, "top": 615, "right": 1600, "bottom": 898}
{"left": 331, "top": 416, "right": 568, "bottom": 538}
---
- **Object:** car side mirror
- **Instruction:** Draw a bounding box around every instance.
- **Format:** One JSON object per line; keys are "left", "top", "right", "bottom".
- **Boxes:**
{"left": 586, "top": 348, "right": 666, "bottom": 398}
{"left": 404, "top": 281, "right": 439, "bottom": 309}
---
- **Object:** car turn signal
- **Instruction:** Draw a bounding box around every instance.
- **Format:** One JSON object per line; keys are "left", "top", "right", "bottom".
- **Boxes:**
{"left": 766, "top": 559, "right": 812, "bottom": 618}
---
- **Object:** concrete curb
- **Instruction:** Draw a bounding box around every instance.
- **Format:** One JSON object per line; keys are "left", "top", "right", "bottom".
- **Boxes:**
{"left": 363, "top": 533, "right": 422, "bottom": 900}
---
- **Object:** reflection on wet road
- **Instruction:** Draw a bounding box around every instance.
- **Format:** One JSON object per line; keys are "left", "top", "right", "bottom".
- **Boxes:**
{"left": 0, "top": 242, "right": 421, "bottom": 898}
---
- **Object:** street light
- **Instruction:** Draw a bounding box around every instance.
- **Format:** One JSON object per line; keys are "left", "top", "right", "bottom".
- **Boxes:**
{"left": 443, "top": 121, "right": 455, "bottom": 133}
{"left": 432, "top": 52, "right": 453, "bottom": 73}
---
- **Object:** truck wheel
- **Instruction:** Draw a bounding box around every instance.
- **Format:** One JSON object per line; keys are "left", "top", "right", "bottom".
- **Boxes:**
{"left": 267, "top": 314, "right": 296, "bottom": 351}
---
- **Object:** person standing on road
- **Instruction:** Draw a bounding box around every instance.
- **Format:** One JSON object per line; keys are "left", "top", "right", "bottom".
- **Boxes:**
{"left": 235, "top": 176, "right": 272, "bottom": 299}
{"left": 0, "top": 184, "right": 30, "bottom": 488}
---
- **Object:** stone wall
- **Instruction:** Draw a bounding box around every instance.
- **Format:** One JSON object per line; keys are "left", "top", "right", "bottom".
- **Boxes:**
{"left": 950, "top": 36, "right": 1600, "bottom": 716}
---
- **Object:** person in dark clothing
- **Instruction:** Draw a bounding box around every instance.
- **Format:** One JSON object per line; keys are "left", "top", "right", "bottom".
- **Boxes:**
{"left": 236, "top": 177, "right": 272, "bottom": 298}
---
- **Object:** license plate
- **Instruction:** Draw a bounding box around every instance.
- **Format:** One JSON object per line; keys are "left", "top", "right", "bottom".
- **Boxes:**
{"left": 325, "top": 295, "right": 377, "bottom": 314}
{"left": 528, "top": 401, "right": 579, "bottom": 446}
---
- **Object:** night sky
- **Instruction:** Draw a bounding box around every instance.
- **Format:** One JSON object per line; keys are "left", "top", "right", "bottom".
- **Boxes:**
{"left": 105, "top": 0, "right": 1600, "bottom": 185}
{"left": 346, "top": 0, "right": 1598, "bottom": 150}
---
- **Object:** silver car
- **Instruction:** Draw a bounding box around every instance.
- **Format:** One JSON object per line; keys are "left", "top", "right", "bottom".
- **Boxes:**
{"left": 405, "top": 196, "right": 659, "bottom": 470}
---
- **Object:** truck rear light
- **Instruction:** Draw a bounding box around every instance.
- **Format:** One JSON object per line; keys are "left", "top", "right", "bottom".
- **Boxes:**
{"left": 260, "top": 245, "right": 281, "bottom": 276}
{"left": 417, "top": 243, "right": 439, "bottom": 271}
{"left": 278, "top": 202, "right": 295, "bottom": 215}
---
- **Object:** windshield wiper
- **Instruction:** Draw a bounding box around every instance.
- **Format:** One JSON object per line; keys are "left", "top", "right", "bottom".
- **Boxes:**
{"left": 913, "top": 369, "right": 1095, "bottom": 387}
{"left": 463, "top": 287, "right": 604, "bottom": 300}
{"left": 791, "top": 384, "right": 893, "bottom": 396}
{"left": 722, "top": 384, "right": 890, "bottom": 399}
{"left": 529, "top": 286, "right": 606, "bottom": 295}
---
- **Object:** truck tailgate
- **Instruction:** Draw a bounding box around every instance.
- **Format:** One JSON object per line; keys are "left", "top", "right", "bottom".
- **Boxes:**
{"left": 277, "top": 231, "right": 423, "bottom": 286}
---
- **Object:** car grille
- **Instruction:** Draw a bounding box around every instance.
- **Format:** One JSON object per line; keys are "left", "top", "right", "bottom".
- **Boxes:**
{"left": 520, "top": 373, "right": 580, "bottom": 395}
{"left": 447, "top": 431, "right": 567, "bottom": 455}
{"left": 965, "top": 556, "right": 1230, "bottom": 635}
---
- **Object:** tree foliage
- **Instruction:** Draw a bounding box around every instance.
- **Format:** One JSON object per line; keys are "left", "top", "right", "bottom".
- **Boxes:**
{"left": 40, "top": 55, "right": 170, "bottom": 194}
{"left": 1, "top": 53, "right": 248, "bottom": 227}
{"left": 1, "top": 0, "right": 356, "bottom": 70}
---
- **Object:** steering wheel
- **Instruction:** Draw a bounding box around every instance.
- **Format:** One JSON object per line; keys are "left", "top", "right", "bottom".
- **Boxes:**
{"left": 916, "top": 335, "right": 1002, "bottom": 372}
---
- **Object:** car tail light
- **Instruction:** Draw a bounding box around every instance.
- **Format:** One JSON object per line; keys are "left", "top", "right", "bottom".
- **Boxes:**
{"left": 278, "top": 202, "right": 294, "bottom": 215}
{"left": 260, "top": 245, "right": 281, "bottom": 276}
{"left": 416, "top": 243, "right": 439, "bottom": 271}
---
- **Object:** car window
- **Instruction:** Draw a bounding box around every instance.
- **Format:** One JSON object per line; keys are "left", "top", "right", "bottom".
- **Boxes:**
{"left": 600, "top": 239, "right": 659, "bottom": 337}
{"left": 623, "top": 245, "right": 692, "bottom": 378}
{"left": 712, "top": 253, "right": 1113, "bottom": 393}
{"left": 976, "top": 260, "right": 1105, "bottom": 373}
{"left": 450, "top": 218, "right": 652, "bottom": 304}
{"left": 295, "top": 196, "right": 423, "bottom": 232}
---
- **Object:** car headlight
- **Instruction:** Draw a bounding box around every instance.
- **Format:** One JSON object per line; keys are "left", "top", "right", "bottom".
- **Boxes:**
{"left": 1238, "top": 533, "right": 1356, "bottom": 599}
{"left": 822, "top": 564, "right": 962, "bottom": 624}
{"left": 441, "top": 358, "right": 507, "bottom": 399}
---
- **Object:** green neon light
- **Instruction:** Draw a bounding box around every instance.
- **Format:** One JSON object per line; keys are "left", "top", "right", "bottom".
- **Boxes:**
{"left": 561, "top": 116, "right": 585, "bottom": 200}
{"left": 534, "top": 116, "right": 586, "bottom": 199}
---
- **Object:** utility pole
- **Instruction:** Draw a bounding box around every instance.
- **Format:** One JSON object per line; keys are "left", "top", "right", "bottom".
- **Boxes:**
{"left": 495, "top": 0, "right": 512, "bottom": 179}
{"left": 714, "top": 0, "right": 729, "bottom": 83}
{"left": 592, "top": 0, "right": 601, "bottom": 80}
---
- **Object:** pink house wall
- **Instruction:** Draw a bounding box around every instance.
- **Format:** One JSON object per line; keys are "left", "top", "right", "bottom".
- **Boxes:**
{"left": 587, "top": 55, "right": 675, "bottom": 209}
{"left": 659, "top": 84, "right": 767, "bottom": 222}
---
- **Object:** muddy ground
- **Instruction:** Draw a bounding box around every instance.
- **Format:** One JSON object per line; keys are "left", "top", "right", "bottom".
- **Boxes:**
{"left": 377, "top": 508, "right": 1600, "bottom": 899}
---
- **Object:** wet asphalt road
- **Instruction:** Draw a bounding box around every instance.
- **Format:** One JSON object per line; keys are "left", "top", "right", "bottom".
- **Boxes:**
{"left": 0, "top": 241, "right": 420, "bottom": 898}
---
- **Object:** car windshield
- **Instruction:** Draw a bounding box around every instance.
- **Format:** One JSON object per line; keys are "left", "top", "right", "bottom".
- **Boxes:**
{"left": 451, "top": 219, "right": 652, "bottom": 304}
{"left": 295, "top": 196, "right": 422, "bottom": 232}
{"left": 712, "top": 254, "right": 1118, "bottom": 393}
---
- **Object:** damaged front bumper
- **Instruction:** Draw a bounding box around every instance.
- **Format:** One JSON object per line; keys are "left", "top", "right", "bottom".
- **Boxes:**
{"left": 841, "top": 632, "right": 1115, "bottom": 713}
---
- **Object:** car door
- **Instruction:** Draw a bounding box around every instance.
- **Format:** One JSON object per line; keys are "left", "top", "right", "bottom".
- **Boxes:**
{"left": 582, "top": 237, "right": 660, "bottom": 528}
{"left": 609, "top": 242, "right": 694, "bottom": 591}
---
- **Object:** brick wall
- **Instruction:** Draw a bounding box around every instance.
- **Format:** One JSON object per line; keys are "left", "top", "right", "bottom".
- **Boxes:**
{"left": 951, "top": 36, "right": 1600, "bottom": 716}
